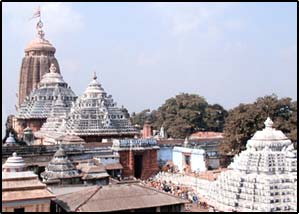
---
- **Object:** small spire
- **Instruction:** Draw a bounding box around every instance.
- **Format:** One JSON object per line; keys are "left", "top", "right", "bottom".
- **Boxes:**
{"left": 264, "top": 117, "right": 273, "bottom": 128}
{"left": 184, "top": 137, "right": 189, "bottom": 147}
{"left": 13, "top": 152, "right": 17, "bottom": 157}
{"left": 49, "top": 64, "right": 57, "bottom": 73}
{"left": 93, "top": 72, "right": 97, "bottom": 80}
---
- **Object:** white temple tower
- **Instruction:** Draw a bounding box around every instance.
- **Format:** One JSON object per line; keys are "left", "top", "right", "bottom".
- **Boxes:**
{"left": 207, "top": 117, "right": 297, "bottom": 212}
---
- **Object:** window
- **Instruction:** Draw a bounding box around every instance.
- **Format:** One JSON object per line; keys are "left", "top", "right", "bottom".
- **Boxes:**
{"left": 14, "top": 208, "right": 25, "bottom": 213}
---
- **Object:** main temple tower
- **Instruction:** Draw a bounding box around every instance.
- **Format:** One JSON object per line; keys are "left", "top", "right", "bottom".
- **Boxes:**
{"left": 18, "top": 16, "right": 61, "bottom": 107}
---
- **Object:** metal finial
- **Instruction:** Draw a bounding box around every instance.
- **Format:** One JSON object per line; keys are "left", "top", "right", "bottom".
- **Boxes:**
{"left": 93, "top": 72, "right": 97, "bottom": 80}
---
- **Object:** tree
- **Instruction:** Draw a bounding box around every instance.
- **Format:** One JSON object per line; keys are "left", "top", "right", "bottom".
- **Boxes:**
{"left": 130, "top": 93, "right": 228, "bottom": 138}
{"left": 153, "top": 93, "right": 209, "bottom": 138}
{"left": 130, "top": 109, "right": 153, "bottom": 128}
{"left": 220, "top": 94, "right": 297, "bottom": 155}
{"left": 203, "top": 104, "right": 228, "bottom": 132}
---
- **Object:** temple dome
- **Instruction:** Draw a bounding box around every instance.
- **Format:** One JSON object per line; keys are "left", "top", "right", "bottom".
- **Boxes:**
{"left": 17, "top": 64, "right": 77, "bottom": 119}
{"left": 247, "top": 117, "right": 292, "bottom": 150}
{"left": 2, "top": 152, "right": 26, "bottom": 172}
{"left": 83, "top": 72, "right": 106, "bottom": 96}
{"left": 24, "top": 20, "right": 56, "bottom": 53}
{"left": 207, "top": 117, "right": 297, "bottom": 212}
{"left": 39, "top": 64, "right": 66, "bottom": 85}
{"left": 25, "top": 37, "right": 56, "bottom": 53}
{"left": 5, "top": 133, "right": 16, "bottom": 145}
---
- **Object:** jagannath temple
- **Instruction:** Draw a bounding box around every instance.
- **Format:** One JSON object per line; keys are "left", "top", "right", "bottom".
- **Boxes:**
{"left": 12, "top": 15, "right": 138, "bottom": 144}
{"left": 207, "top": 117, "right": 297, "bottom": 212}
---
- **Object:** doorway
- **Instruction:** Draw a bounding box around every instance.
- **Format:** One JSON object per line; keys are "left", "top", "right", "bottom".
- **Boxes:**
{"left": 134, "top": 155, "right": 143, "bottom": 178}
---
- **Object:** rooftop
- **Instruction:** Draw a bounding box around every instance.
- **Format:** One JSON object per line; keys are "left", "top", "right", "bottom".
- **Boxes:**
{"left": 54, "top": 183, "right": 187, "bottom": 212}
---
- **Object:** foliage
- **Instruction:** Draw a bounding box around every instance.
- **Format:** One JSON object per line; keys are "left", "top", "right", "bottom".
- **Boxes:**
{"left": 131, "top": 93, "right": 227, "bottom": 138}
{"left": 220, "top": 94, "right": 297, "bottom": 155}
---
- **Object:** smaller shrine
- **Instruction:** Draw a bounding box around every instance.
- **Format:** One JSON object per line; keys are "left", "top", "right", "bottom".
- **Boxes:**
{"left": 207, "top": 117, "right": 297, "bottom": 212}
{"left": 41, "top": 145, "right": 81, "bottom": 185}
{"left": 4, "top": 133, "right": 17, "bottom": 146}
{"left": 2, "top": 152, "right": 55, "bottom": 212}
{"left": 2, "top": 152, "right": 26, "bottom": 172}
{"left": 77, "top": 160, "right": 110, "bottom": 185}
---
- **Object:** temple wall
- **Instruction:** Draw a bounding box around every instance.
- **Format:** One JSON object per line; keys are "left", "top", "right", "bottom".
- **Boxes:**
{"left": 118, "top": 149, "right": 159, "bottom": 179}
{"left": 118, "top": 150, "right": 133, "bottom": 177}
{"left": 190, "top": 153, "right": 207, "bottom": 172}
{"left": 2, "top": 200, "right": 51, "bottom": 212}
{"left": 96, "top": 157, "right": 120, "bottom": 165}
{"left": 172, "top": 149, "right": 184, "bottom": 172}
{"left": 141, "top": 149, "right": 159, "bottom": 179}
{"left": 173, "top": 147, "right": 207, "bottom": 173}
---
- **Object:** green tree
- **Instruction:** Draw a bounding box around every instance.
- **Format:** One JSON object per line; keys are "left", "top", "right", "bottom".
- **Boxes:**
{"left": 153, "top": 93, "right": 209, "bottom": 138}
{"left": 130, "top": 109, "right": 152, "bottom": 127}
{"left": 204, "top": 104, "right": 228, "bottom": 132}
{"left": 220, "top": 94, "right": 297, "bottom": 155}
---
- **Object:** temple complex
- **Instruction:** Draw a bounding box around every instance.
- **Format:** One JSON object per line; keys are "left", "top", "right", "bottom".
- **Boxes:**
{"left": 57, "top": 73, "right": 139, "bottom": 142}
{"left": 15, "top": 63, "right": 77, "bottom": 138}
{"left": 18, "top": 18, "right": 61, "bottom": 107}
{"left": 207, "top": 117, "right": 297, "bottom": 212}
{"left": 2, "top": 153, "right": 55, "bottom": 212}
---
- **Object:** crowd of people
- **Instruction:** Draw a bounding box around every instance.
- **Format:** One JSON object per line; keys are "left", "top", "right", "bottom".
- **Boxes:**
{"left": 141, "top": 174, "right": 208, "bottom": 209}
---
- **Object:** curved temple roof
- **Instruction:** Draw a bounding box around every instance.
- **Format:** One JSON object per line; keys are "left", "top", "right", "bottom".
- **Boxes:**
{"left": 58, "top": 73, "right": 139, "bottom": 137}
{"left": 17, "top": 64, "right": 77, "bottom": 119}
{"left": 207, "top": 117, "right": 297, "bottom": 212}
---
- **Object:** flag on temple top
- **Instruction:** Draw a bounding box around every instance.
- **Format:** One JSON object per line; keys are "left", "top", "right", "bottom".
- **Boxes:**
{"left": 30, "top": 6, "right": 41, "bottom": 20}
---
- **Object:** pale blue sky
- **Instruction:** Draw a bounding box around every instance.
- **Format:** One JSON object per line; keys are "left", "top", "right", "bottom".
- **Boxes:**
{"left": 2, "top": 2, "right": 297, "bottom": 136}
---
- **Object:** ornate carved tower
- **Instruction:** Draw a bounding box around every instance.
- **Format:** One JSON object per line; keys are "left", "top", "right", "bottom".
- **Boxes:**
{"left": 18, "top": 18, "right": 61, "bottom": 107}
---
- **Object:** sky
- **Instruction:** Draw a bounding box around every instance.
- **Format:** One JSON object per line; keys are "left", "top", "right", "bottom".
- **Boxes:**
{"left": 2, "top": 2, "right": 297, "bottom": 136}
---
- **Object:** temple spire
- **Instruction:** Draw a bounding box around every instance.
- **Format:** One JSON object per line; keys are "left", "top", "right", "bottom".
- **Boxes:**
{"left": 264, "top": 117, "right": 273, "bottom": 129}
{"left": 93, "top": 72, "right": 97, "bottom": 80}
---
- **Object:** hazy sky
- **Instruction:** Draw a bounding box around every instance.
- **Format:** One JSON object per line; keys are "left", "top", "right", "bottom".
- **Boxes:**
{"left": 2, "top": 2, "right": 297, "bottom": 136}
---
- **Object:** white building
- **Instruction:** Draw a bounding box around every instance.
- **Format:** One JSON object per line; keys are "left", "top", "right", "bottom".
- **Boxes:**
{"left": 172, "top": 138, "right": 207, "bottom": 173}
